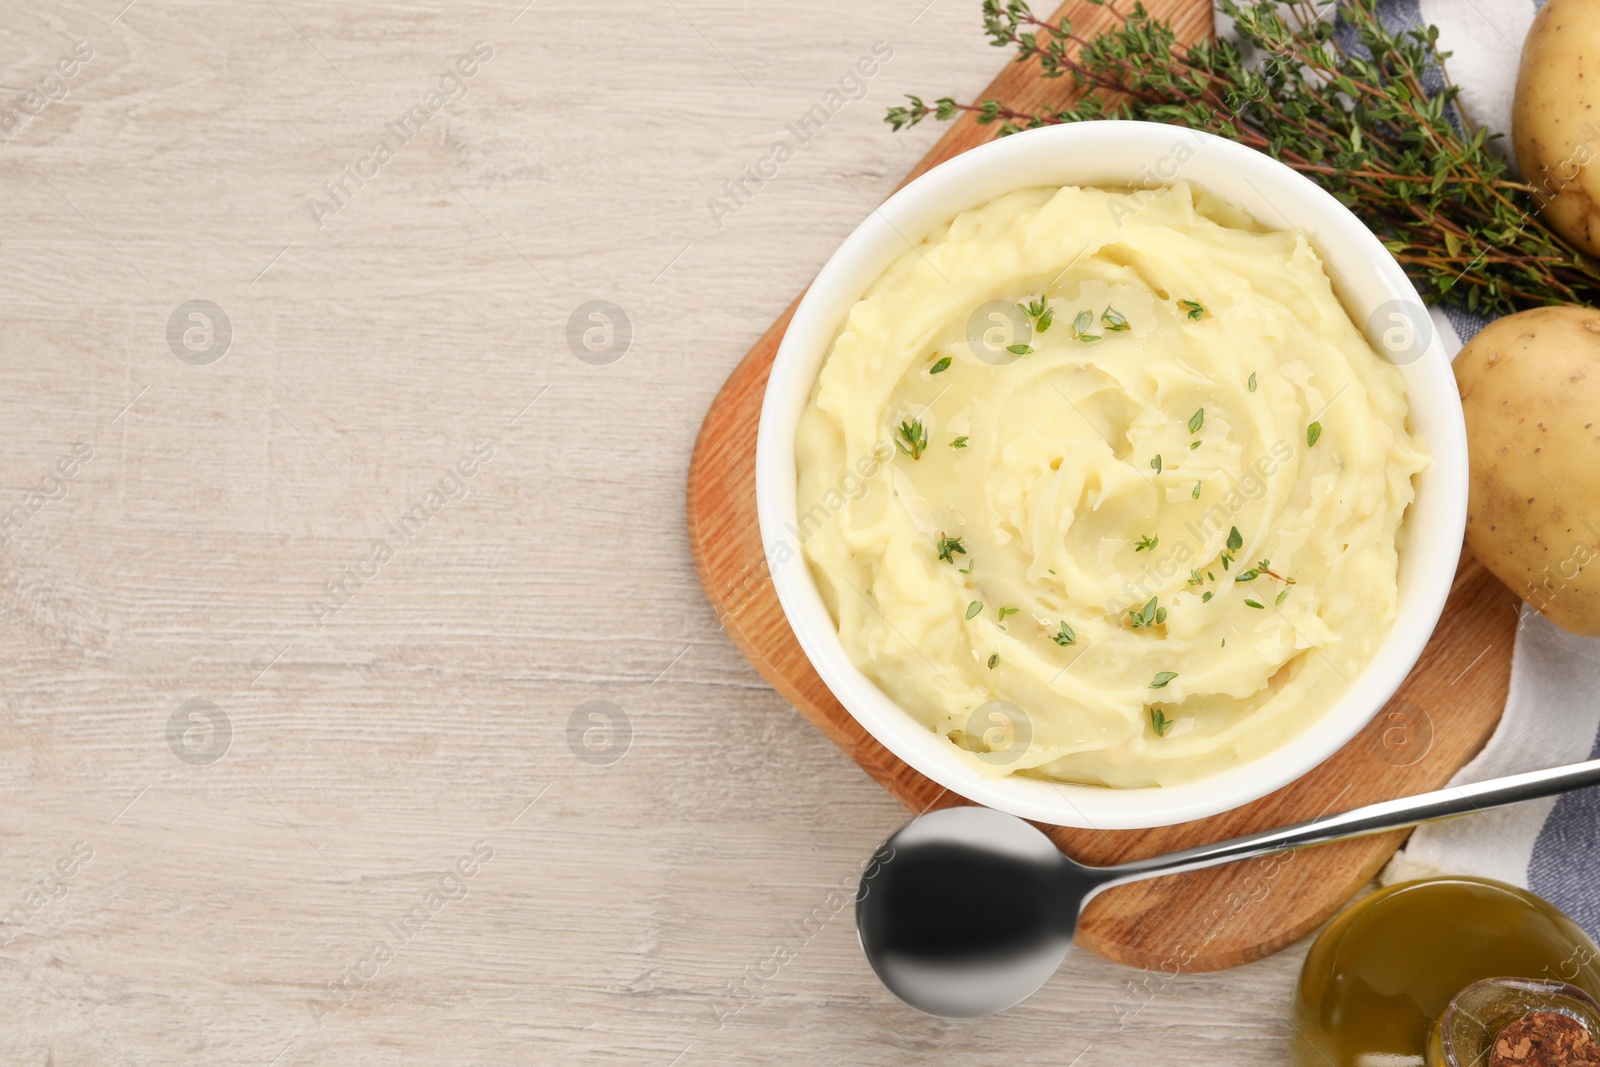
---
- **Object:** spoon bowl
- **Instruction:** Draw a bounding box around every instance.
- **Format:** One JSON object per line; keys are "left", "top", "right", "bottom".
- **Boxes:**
{"left": 855, "top": 807, "right": 1082, "bottom": 1017}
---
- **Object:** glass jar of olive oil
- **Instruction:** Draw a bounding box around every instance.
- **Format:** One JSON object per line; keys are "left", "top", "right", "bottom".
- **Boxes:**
{"left": 1293, "top": 877, "right": 1600, "bottom": 1066}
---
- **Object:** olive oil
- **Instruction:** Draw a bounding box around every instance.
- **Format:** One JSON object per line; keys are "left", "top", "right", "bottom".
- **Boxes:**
{"left": 1293, "top": 878, "right": 1600, "bottom": 1066}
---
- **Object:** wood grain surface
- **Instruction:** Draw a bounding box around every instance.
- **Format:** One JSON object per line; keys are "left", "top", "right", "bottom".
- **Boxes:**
{"left": 0, "top": 0, "right": 1521, "bottom": 1063}
{"left": 686, "top": 0, "right": 1523, "bottom": 972}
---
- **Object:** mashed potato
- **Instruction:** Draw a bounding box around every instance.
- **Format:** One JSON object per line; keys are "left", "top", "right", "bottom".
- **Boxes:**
{"left": 793, "top": 182, "right": 1429, "bottom": 788}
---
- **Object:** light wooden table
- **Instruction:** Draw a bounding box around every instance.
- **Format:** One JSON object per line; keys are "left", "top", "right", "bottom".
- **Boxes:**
{"left": 0, "top": 1, "right": 1316, "bottom": 1062}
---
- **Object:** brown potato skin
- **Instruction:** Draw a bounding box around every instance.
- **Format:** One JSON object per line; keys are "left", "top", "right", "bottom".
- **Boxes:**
{"left": 1512, "top": 0, "right": 1600, "bottom": 256}
{"left": 1456, "top": 306, "right": 1600, "bottom": 636}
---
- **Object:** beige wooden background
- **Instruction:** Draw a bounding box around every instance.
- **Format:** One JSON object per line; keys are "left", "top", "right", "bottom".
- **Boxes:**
{"left": 0, "top": 1, "right": 1317, "bottom": 1062}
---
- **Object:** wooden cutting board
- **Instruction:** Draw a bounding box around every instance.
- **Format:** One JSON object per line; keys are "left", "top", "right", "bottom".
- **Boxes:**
{"left": 685, "top": 0, "right": 1521, "bottom": 971}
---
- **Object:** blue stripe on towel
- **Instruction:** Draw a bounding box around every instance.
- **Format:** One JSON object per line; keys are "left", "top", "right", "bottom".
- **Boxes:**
{"left": 1335, "top": 0, "right": 1446, "bottom": 97}
{"left": 1528, "top": 727, "right": 1600, "bottom": 941}
{"left": 1443, "top": 303, "right": 1490, "bottom": 343}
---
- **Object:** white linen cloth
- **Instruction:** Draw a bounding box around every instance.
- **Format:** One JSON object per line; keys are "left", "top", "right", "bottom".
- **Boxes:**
{"left": 1285, "top": 0, "right": 1600, "bottom": 932}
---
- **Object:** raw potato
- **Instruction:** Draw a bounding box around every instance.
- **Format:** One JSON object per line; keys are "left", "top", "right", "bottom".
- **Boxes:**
{"left": 1513, "top": 0, "right": 1600, "bottom": 256}
{"left": 1456, "top": 306, "right": 1600, "bottom": 635}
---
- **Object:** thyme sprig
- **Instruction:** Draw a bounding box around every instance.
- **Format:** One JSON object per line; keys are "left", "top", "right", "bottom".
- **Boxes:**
{"left": 1220, "top": 524, "right": 1243, "bottom": 571}
{"left": 1235, "top": 558, "right": 1296, "bottom": 584}
{"left": 1070, "top": 308, "right": 1102, "bottom": 343}
{"left": 1150, "top": 705, "right": 1175, "bottom": 736}
{"left": 1129, "top": 595, "right": 1168, "bottom": 630}
{"left": 896, "top": 419, "right": 928, "bottom": 459}
{"left": 885, "top": 0, "right": 1600, "bottom": 315}
{"left": 1019, "top": 296, "right": 1054, "bottom": 332}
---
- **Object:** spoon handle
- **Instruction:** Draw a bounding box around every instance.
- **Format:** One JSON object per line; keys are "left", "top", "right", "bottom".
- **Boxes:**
{"left": 1096, "top": 756, "right": 1600, "bottom": 886}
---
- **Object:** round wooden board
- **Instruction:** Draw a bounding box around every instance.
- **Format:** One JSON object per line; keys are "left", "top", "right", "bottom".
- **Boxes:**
{"left": 684, "top": 0, "right": 1520, "bottom": 971}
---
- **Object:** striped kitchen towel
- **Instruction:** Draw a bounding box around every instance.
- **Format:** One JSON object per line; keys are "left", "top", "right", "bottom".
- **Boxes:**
{"left": 1383, "top": 611, "right": 1600, "bottom": 933}
{"left": 1319, "top": 0, "right": 1600, "bottom": 936}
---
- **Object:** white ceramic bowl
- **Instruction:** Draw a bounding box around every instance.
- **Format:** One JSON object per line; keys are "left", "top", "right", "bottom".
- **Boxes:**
{"left": 755, "top": 122, "right": 1467, "bottom": 830}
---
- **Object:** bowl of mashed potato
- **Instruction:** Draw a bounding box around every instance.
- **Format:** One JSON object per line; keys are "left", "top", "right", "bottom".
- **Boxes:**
{"left": 754, "top": 122, "right": 1466, "bottom": 829}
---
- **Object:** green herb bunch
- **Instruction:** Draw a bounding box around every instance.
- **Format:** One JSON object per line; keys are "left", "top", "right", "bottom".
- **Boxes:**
{"left": 885, "top": 0, "right": 1600, "bottom": 315}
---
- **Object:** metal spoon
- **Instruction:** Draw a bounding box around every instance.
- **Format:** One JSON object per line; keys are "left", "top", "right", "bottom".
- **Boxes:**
{"left": 856, "top": 757, "right": 1600, "bottom": 1017}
